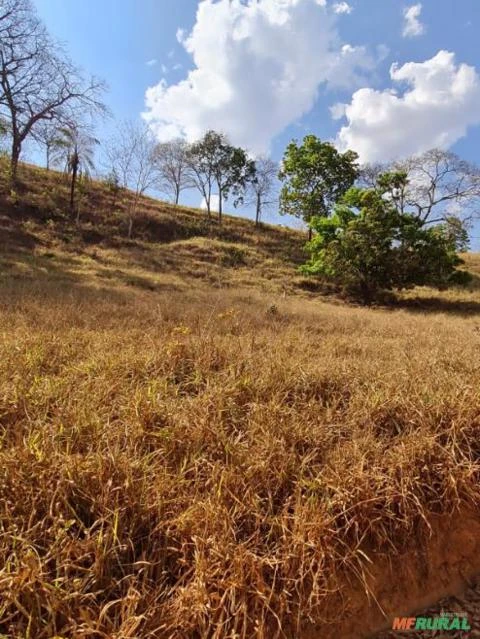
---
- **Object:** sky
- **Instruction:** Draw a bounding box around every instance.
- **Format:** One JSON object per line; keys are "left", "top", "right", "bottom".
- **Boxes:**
{"left": 32, "top": 0, "right": 480, "bottom": 241}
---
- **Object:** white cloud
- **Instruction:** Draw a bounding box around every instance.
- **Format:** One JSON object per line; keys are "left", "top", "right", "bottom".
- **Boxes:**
{"left": 332, "top": 2, "right": 352, "bottom": 14}
{"left": 146, "top": 59, "right": 158, "bottom": 67}
{"left": 334, "top": 51, "right": 480, "bottom": 163}
{"left": 402, "top": 4, "right": 425, "bottom": 38}
{"left": 161, "top": 64, "right": 168, "bottom": 74}
{"left": 143, "top": 0, "right": 380, "bottom": 154}
{"left": 176, "top": 28, "right": 186, "bottom": 44}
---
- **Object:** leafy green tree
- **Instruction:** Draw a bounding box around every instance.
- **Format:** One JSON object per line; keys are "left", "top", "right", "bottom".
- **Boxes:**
{"left": 302, "top": 187, "right": 464, "bottom": 304}
{"left": 215, "top": 144, "right": 255, "bottom": 222}
{"left": 279, "top": 135, "right": 359, "bottom": 238}
{"left": 187, "top": 130, "right": 255, "bottom": 222}
{"left": 53, "top": 123, "right": 99, "bottom": 218}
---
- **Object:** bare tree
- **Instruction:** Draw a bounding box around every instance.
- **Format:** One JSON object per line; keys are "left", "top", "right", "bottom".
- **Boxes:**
{"left": 104, "top": 121, "right": 157, "bottom": 238}
{"left": 246, "top": 156, "right": 278, "bottom": 226}
{"left": 0, "top": 0, "right": 106, "bottom": 182}
{"left": 153, "top": 138, "right": 191, "bottom": 205}
{"left": 361, "top": 149, "right": 480, "bottom": 226}
{"left": 31, "top": 120, "right": 63, "bottom": 170}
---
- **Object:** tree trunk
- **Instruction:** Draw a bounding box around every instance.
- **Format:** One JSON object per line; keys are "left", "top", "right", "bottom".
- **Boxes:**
{"left": 218, "top": 191, "right": 223, "bottom": 223}
{"left": 174, "top": 186, "right": 180, "bottom": 206}
{"left": 359, "top": 279, "right": 375, "bottom": 305}
{"left": 255, "top": 194, "right": 261, "bottom": 227}
{"left": 70, "top": 165, "right": 77, "bottom": 216}
{"left": 128, "top": 216, "right": 133, "bottom": 239}
{"left": 46, "top": 144, "right": 50, "bottom": 171}
{"left": 10, "top": 140, "right": 20, "bottom": 185}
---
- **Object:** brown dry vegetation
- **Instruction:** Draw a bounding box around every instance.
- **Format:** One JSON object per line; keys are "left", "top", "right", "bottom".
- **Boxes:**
{"left": 1, "top": 163, "right": 480, "bottom": 638}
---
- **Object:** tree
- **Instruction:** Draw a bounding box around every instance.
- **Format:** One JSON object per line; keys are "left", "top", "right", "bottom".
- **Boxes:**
{"left": 53, "top": 123, "right": 99, "bottom": 219}
{"left": 213, "top": 140, "right": 255, "bottom": 222}
{"left": 361, "top": 149, "right": 480, "bottom": 226}
{"left": 104, "top": 121, "right": 157, "bottom": 238}
{"left": 104, "top": 168, "right": 120, "bottom": 209}
{"left": 187, "top": 130, "right": 255, "bottom": 221}
{"left": 186, "top": 131, "right": 217, "bottom": 217}
{"left": 279, "top": 136, "right": 359, "bottom": 239}
{"left": 246, "top": 156, "right": 278, "bottom": 226}
{"left": 0, "top": 0, "right": 106, "bottom": 182}
{"left": 153, "top": 138, "right": 191, "bottom": 206}
{"left": 31, "top": 120, "right": 64, "bottom": 170}
{"left": 302, "top": 186, "right": 464, "bottom": 304}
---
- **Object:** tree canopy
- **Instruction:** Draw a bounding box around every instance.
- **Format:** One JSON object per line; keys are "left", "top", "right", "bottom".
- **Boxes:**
{"left": 279, "top": 135, "right": 359, "bottom": 234}
{"left": 302, "top": 185, "right": 466, "bottom": 303}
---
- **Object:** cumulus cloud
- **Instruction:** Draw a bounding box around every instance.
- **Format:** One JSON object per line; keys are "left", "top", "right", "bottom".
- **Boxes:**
{"left": 334, "top": 51, "right": 480, "bottom": 163}
{"left": 403, "top": 3, "right": 425, "bottom": 38}
{"left": 143, "top": 0, "right": 380, "bottom": 154}
{"left": 146, "top": 59, "right": 158, "bottom": 67}
{"left": 332, "top": 2, "right": 352, "bottom": 14}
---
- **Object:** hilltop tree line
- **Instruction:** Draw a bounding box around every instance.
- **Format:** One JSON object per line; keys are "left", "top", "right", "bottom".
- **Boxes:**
{"left": 1, "top": 0, "right": 480, "bottom": 302}
{"left": 0, "top": 0, "right": 278, "bottom": 233}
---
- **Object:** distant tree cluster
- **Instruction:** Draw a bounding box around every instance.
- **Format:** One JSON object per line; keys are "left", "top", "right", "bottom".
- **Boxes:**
{"left": 102, "top": 126, "right": 278, "bottom": 235}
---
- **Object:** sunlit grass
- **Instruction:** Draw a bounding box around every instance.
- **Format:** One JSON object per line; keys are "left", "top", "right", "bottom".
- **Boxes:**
{"left": 1, "top": 163, "right": 480, "bottom": 637}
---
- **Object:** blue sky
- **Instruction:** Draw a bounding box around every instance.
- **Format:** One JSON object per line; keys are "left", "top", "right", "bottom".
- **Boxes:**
{"left": 32, "top": 0, "right": 480, "bottom": 240}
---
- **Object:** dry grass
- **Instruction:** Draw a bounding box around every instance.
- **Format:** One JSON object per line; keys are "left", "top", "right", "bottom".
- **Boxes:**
{"left": 1, "top": 163, "right": 480, "bottom": 638}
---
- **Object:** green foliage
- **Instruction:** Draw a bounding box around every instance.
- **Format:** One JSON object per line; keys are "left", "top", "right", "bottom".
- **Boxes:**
{"left": 279, "top": 135, "right": 359, "bottom": 225}
{"left": 442, "top": 216, "right": 470, "bottom": 253}
{"left": 302, "top": 187, "right": 464, "bottom": 303}
{"left": 188, "top": 130, "right": 255, "bottom": 216}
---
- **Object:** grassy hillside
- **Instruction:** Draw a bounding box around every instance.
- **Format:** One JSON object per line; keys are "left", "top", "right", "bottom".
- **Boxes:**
{"left": 1, "top": 163, "right": 480, "bottom": 638}
{"left": 0, "top": 162, "right": 313, "bottom": 297}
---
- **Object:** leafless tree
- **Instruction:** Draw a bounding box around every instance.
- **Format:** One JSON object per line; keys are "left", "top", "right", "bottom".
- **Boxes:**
{"left": 0, "top": 0, "right": 106, "bottom": 182}
{"left": 104, "top": 121, "right": 157, "bottom": 238}
{"left": 31, "top": 120, "right": 64, "bottom": 170}
{"left": 361, "top": 149, "right": 480, "bottom": 226}
{"left": 246, "top": 156, "right": 278, "bottom": 226}
{"left": 153, "top": 138, "right": 192, "bottom": 206}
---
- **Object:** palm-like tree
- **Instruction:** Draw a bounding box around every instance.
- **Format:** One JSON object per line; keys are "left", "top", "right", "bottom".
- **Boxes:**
{"left": 53, "top": 124, "right": 99, "bottom": 216}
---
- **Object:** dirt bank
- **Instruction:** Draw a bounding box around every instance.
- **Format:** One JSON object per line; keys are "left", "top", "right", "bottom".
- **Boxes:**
{"left": 302, "top": 509, "right": 480, "bottom": 639}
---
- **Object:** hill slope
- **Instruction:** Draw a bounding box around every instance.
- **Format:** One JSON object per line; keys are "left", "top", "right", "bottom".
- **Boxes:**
{"left": 1, "top": 163, "right": 480, "bottom": 639}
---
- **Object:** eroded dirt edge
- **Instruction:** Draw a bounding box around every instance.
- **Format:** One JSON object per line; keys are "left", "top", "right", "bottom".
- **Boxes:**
{"left": 302, "top": 508, "right": 480, "bottom": 639}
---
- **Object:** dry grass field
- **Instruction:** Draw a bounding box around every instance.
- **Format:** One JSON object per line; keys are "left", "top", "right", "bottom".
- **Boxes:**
{"left": 1, "top": 164, "right": 480, "bottom": 638}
